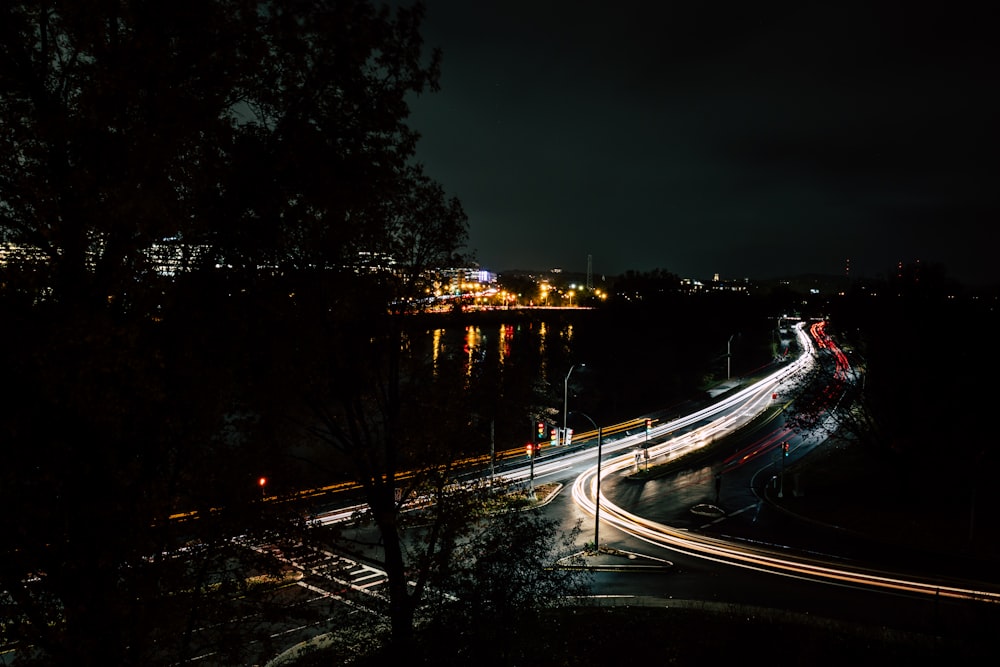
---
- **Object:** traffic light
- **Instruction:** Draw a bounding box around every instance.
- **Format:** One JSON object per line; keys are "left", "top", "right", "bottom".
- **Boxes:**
{"left": 645, "top": 418, "right": 652, "bottom": 431}
{"left": 536, "top": 421, "right": 546, "bottom": 440}
{"left": 526, "top": 442, "right": 534, "bottom": 457}
{"left": 782, "top": 441, "right": 789, "bottom": 457}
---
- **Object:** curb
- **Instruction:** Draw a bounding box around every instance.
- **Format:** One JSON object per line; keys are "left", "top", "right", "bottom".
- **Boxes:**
{"left": 553, "top": 548, "right": 674, "bottom": 572}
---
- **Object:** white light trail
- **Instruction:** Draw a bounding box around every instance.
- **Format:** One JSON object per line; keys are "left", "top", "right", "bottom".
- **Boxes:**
{"left": 571, "top": 323, "right": 1000, "bottom": 604}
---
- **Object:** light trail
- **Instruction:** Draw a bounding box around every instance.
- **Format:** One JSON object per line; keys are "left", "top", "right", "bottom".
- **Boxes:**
{"left": 572, "top": 463, "right": 1000, "bottom": 603}
{"left": 571, "top": 322, "right": 1000, "bottom": 605}
{"left": 174, "top": 323, "right": 817, "bottom": 526}
{"left": 305, "top": 323, "right": 819, "bottom": 527}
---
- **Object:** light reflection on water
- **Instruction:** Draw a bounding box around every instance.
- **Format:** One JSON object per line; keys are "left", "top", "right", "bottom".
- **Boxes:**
{"left": 431, "top": 328, "right": 444, "bottom": 373}
{"left": 498, "top": 324, "right": 514, "bottom": 367}
{"left": 425, "top": 319, "right": 573, "bottom": 381}
{"left": 463, "top": 325, "right": 482, "bottom": 381}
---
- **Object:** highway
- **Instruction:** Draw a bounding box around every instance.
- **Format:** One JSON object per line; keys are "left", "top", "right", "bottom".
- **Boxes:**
{"left": 556, "top": 319, "right": 1000, "bottom": 637}
{"left": 226, "top": 319, "right": 1000, "bottom": 663}
{"left": 570, "top": 321, "right": 999, "bottom": 589}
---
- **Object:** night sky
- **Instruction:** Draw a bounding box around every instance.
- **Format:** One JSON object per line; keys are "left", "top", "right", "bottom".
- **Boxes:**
{"left": 402, "top": 2, "right": 997, "bottom": 285}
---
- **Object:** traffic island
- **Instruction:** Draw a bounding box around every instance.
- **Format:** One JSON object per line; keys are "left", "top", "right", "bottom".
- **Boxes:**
{"left": 554, "top": 546, "right": 673, "bottom": 573}
{"left": 625, "top": 404, "right": 787, "bottom": 482}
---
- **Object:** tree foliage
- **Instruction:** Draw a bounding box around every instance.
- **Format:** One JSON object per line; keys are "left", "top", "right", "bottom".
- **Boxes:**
{"left": 0, "top": 0, "right": 449, "bottom": 305}
{"left": 0, "top": 1, "right": 476, "bottom": 664}
{"left": 785, "top": 268, "right": 1000, "bottom": 498}
{"left": 435, "top": 510, "right": 588, "bottom": 625}
{"left": 346, "top": 507, "right": 591, "bottom": 666}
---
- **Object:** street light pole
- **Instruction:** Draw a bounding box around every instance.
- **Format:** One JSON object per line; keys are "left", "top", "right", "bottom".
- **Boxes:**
{"left": 570, "top": 411, "right": 602, "bottom": 552}
{"left": 727, "top": 334, "right": 734, "bottom": 380}
{"left": 563, "top": 364, "right": 583, "bottom": 444}
{"left": 594, "top": 425, "right": 603, "bottom": 551}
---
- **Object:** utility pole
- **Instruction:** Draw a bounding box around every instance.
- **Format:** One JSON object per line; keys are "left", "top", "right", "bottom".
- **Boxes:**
{"left": 727, "top": 334, "right": 734, "bottom": 380}
{"left": 527, "top": 418, "right": 537, "bottom": 496}
{"left": 594, "top": 426, "right": 603, "bottom": 552}
{"left": 564, "top": 364, "right": 583, "bottom": 443}
{"left": 570, "top": 410, "right": 602, "bottom": 552}
{"left": 489, "top": 419, "right": 495, "bottom": 487}
{"left": 529, "top": 447, "right": 534, "bottom": 495}
{"left": 779, "top": 441, "right": 788, "bottom": 498}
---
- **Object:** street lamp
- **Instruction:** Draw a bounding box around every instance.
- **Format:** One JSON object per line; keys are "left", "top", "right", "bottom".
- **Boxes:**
{"left": 563, "top": 363, "right": 584, "bottom": 444}
{"left": 727, "top": 334, "right": 735, "bottom": 380}
{"left": 571, "top": 411, "right": 603, "bottom": 552}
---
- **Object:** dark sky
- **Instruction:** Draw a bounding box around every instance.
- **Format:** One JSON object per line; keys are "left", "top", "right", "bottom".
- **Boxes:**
{"left": 402, "top": 1, "right": 997, "bottom": 285}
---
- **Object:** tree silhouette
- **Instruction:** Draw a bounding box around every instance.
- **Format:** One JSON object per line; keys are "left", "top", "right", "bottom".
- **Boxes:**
{"left": 0, "top": 1, "right": 477, "bottom": 663}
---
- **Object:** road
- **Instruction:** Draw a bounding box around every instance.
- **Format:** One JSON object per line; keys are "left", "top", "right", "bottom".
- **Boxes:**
{"left": 220, "top": 319, "right": 999, "bottom": 664}
{"left": 543, "top": 480, "right": 992, "bottom": 638}
{"left": 554, "top": 320, "right": 1000, "bottom": 637}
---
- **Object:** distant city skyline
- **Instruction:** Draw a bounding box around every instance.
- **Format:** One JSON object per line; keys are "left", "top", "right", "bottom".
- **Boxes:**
{"left": 481, "top": 255, "right": 949, "bottom": 285}
{"left": 403, "top": 2, "right": 997, "bottom": 286}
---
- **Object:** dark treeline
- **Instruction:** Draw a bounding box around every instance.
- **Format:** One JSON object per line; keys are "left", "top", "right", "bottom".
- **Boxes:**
{"left": 572, "top": 291, "right": 781, "bottom": 423}
{"left": 0, "top": 2, "right": 587, "bottom": 665}
{"left": 828, "top": 262, "right": 999, "bottom": 460}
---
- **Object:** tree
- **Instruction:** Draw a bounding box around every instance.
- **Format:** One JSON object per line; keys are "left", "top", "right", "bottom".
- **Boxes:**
{"left": 430, "top": 510, "right": 589, "bottom": 643}
{"left": 785, "top": 279, "right": 1000, "bottom": 496}
{"left": 777, "top": 278, "right": 1000, "bottom": 554}
{"left": 328, "top": 506, "right": 591, "bottom": 666}
{"left": 0, "top": 0, "right": 445, "bottom": 305}
{"left": 1, "top": 1, "right": 462, "bottom": 664}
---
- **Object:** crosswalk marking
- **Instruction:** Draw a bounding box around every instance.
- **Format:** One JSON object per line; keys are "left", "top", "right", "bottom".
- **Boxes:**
{"left": 246, "top": 540, "right": 391, "bottom": 603}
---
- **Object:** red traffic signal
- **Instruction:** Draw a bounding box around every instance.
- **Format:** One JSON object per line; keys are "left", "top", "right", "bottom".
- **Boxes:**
{"left": 645, "top": 418, "right": 652, "bottom": 430}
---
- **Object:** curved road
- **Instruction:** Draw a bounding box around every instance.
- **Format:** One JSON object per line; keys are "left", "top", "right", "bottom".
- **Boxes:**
{"left": 558, "top": 320, "right": 1000, "bottom": 632}
{"left": 253, "top": 319, "right": 999, "bottom": 664}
